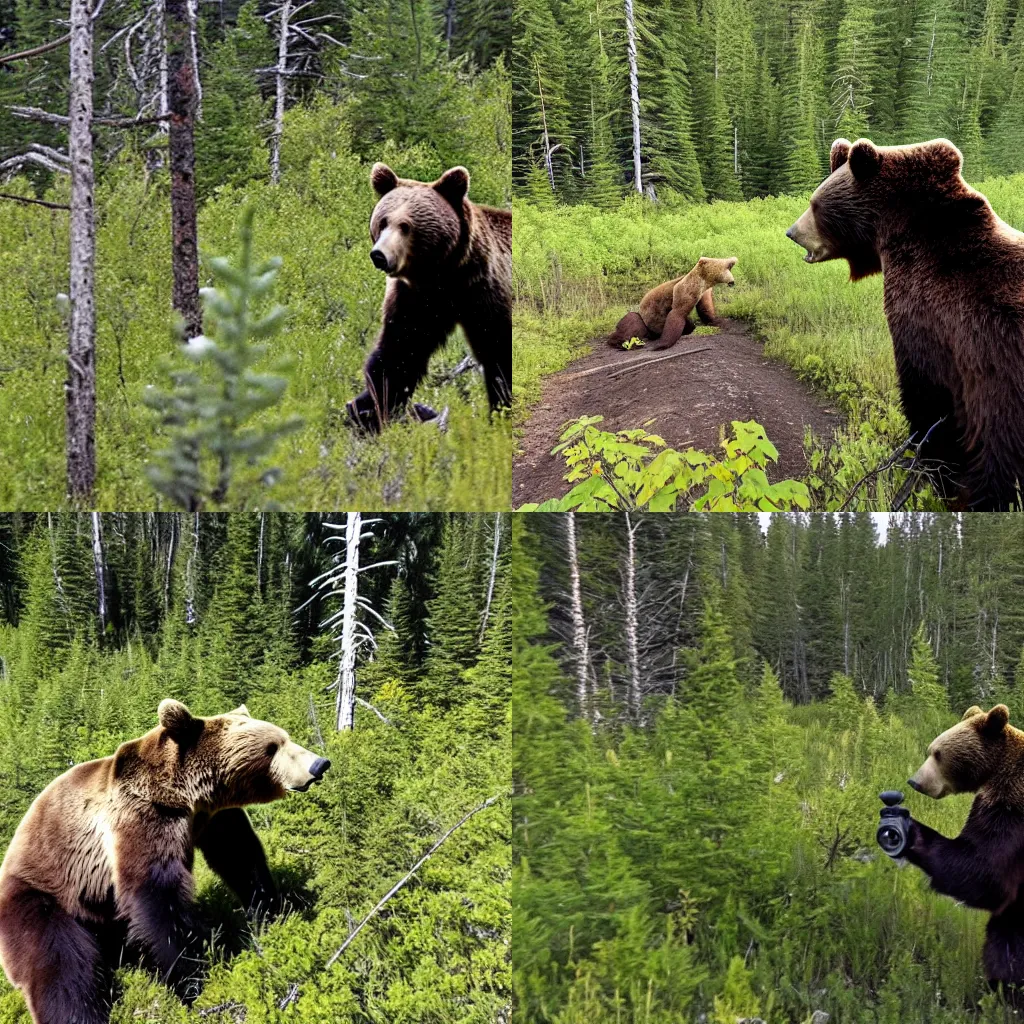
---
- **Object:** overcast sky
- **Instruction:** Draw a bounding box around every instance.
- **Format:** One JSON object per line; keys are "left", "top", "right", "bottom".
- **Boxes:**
{"left": 756, "top": 512, "right": 892, "bottom": 541}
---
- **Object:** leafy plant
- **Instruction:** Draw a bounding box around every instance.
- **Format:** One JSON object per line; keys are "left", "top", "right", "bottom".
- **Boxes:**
{"left": 516, "top": 415, "right": 811, "bottom": 511}
{"left": 622, "top": 335, "right": 646, "bottom": 350}
{"left": 143, "top": 208, "right": 303, "bottom": 509}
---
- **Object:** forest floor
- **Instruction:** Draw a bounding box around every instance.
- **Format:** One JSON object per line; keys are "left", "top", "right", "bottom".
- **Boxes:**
{"left": 513, "top": 316, "right": 843, "bottom": 505}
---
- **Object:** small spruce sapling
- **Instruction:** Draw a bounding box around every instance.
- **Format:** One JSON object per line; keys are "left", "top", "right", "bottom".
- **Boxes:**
{"left": 144, "top": 208, "right": 302, "bottom": 509}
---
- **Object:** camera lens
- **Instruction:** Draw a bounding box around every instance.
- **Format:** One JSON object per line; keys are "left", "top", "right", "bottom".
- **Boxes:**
{"left": 877, "top": 823, "right": 906, "bottom": 856}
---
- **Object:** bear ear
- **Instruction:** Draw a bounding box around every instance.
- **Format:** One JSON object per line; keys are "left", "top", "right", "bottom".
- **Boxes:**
{"left": 830, "top": 138, "right": 852, "bottom": 173}
{"left": 848, "top": 139, "right": 883, "bottom": 180}
{"left": 726, "top": 257, "right": 738, "bottom": 268}
{"left": 158, "top": 699, "right": 196, "bottom": 737}
{"left": 434, "top": 166, "right": 470, "bottom": 208}
{"left": 923, "top": 138, "right": 963, "bottom": 178}
{"left": 982, "top": 704, "right": 1010, "bottom": 736}
{"left": 229, "top": 704, "right": 251, "bottom": 718}
{"left": 962, "top": 705, "right": 984, "bottom": 721}
{"left": 371, "top": 163, "right": 399, "bottom": 197}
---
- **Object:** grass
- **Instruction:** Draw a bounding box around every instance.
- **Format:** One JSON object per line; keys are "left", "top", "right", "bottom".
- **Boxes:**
{"left": 512, "top": 176, "right": 1024, "bottom": 508}
{"left": 0, "top": 117, "right": 511, "bottom": 511}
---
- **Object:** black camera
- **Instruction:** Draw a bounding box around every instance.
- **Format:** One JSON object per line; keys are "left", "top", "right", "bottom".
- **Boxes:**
{"left": 876, "top": 790, "right": 911, "bottom": 857}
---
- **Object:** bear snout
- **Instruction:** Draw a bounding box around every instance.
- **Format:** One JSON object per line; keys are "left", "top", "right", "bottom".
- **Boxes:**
{"left": 907, "top": 777, "right": 924, "bottom": 793}
{"left": 309, "top": 757, "right": 331, "bottom": 781}
{"left": 370, "top": 248, "right": 392, "bottom": 272}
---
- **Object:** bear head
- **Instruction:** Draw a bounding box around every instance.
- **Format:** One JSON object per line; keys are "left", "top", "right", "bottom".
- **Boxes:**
{"left": 908, "top": 704, "right": 1018, "bottom": 799}
{"left": 121, "top": 700, "right": 330, "bottom": 812}
{"left": 786, "top": 137, "right": 969, "bottom": 281}
{"left": 697, "top": 256, "right": 738, "bottom": 288}
{"left": 368, "top": 163, "right": 470, "bottom": 279}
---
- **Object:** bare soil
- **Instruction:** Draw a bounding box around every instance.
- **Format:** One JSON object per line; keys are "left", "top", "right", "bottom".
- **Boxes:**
{"left": 513, "top": 317, "right": 843, "bottom": 506}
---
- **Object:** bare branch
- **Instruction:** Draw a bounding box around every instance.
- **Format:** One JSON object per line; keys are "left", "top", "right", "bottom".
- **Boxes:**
{"left": 355, "top": 697, "right": 394, "bottom": 726}
{"left": 0, "top": 0, "right": 107, "bottom": 66}
{"left": 0, "top": 152, "right": 71, "bottom": 176}
{"left": 0, "top": 192, "right": 70, "bottom": 210}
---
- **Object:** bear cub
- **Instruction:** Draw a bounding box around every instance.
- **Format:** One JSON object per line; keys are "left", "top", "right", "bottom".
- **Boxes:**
{"left": 0, "top": 701, "right": 329, "bottom": 1024}
{"left": 608, "top": 256, "right": 738, "bottom": 351}
{"left": 346, "top": 163, "right": 512, "bottom": 432}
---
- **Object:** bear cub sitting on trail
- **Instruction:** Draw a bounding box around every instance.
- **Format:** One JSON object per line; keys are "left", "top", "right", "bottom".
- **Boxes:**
{"left": 901, "top": 704, "right": 1024, "bottom": 1003}
{"left": 607, "top": 256, "right": 738, "bottom": 351}
{"left": 0, "top": 701, "right": 330, "bottom": 1024}
{"left": 786, "top": 136, "right": 1024, "bottom": 511}
{"left": 346, "top": 163, "right": 512, "bottom": 432}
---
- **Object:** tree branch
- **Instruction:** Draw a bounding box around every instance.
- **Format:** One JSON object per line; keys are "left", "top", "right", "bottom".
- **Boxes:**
{"left": 355, "top": 697, "right": 393, "bottom": 726}
{"left": 0, "top": 192, "right": 70, "bottom": 210}
{"left": 0, "top": 0, "right": 108, "bottom": 65}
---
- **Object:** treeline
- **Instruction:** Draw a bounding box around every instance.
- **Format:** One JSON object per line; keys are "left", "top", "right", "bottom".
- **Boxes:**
{"left": 513, "top": 515, "right": 1006, "bottom": 1023}
{"left": 0, "top": 0, "right": 510, "bottom": 197}
{"left": 526, "top": 512, "right": 1024, "bottom": 718}
{"left": 0, "top": 511, "right": 510, "bottom": 1020}
{"left": 513, "top": 0, "right": 1024, "bottom": 207}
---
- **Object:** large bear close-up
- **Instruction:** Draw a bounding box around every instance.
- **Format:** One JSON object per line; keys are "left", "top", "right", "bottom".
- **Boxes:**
{"left": 0, "top": 700, "right": 330, "bottom": 1024}
{"left": 786, "top": 137, "right": 1024, "bottom": 511}
{"left": 901, "top": 704, "right": 1024, "bottom": 1003}
{"left": 345, "top": 163, "right": 512, "bottom": 432}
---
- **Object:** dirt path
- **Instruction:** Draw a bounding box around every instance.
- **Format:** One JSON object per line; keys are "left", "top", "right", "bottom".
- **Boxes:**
{"left": 513, "top": 317, "right": 842, "bottom": 506}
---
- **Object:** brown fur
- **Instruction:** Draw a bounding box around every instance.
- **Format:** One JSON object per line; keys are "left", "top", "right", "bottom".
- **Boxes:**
{"left": 787, "top": 137, "right": 1024, "bottom": 510}
{"left": 346, "top": 163, "right": 512, "bottom": 431}
{"left": 0, "top": 702, "right": 329, "bottom": 1024}
{"left": 607, "top": 257, "right": 738, "bottom": 351}
{"left": 903, "top": 705, "right": 1024, "bottom": 1002}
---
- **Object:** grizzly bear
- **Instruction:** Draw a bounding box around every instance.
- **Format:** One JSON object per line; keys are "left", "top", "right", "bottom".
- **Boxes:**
{"left": 607, "top": 257, "right": 738, "bottom": 351}
{"left": 897, "top": 704, "right": 1024, "bottom": 1001}
{"left": 345, "top": 163, "right": 512, "bottom": 432}
{"left": 0, "top": 701, "right": 330, "bottom": 1024}
{"left": 786, "top": 137, "right": 1024, "bottom": 511}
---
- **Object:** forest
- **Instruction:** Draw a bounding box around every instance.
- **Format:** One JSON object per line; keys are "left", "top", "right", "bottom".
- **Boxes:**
{"left": 0, "top": 0, "right": 511, "bottom": 510}
{"left": 513, "top": 513, "right": 1024, "bottom": 1022}
{"left": 0, "top": 511, "right": 510, "bottom": 1022}
{"left": 513, "top": 0, "right": 1024, "bottom": 205}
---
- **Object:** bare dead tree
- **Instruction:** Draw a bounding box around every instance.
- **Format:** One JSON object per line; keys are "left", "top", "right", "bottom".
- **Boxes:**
{"left": 623, "top": 0, "right": 642, "bottom": 193}
{"left": 67, "top": 0, "right": 97, "bottom": 498}
{"left": 271, "top": 0, "right": 291, "bottom": 184}
{"left": 623, "top": 512, "right": 642, "bottom": 716}
{"left": 165, "top": 0, "right": 202, "bottom": 337}
{"left": 479, "top": 513, "right": 503, "bottom": 640}
{"left": 91, "top": 512, "right": 107, "bottom": 632}
{"left": 566, "top": 512, "right": 592, "bottom": 720}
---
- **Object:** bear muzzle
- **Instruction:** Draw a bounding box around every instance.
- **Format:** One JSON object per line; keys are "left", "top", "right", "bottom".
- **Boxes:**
{"left": 785, "top": 210, "right": 832, "bottom": 264}
{"left": 292, "top": 757, "right": 331, "bottom": 792}
{"left": 370, "top": 248, "right": 392, "bottom": 273}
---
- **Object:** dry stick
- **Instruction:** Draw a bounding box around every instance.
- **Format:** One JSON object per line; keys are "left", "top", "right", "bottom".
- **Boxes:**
{"left": 558, "top": 344, "right": 712, "bottom": 384}
{"left": 320, "top": 792, "right": 505, "bottom": 971}
{"left": 0, "top": 0, "right": 108, "bottom": 65}
{"left": 11, "top": 105, "right": 171, "bottom": 128}
{"left": 0, "top": 192, "right": 70, "bottom": 210}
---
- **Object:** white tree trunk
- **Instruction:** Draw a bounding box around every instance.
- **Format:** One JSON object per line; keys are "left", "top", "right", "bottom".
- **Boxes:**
{"left": 623, "top": 0, "right": 642, "bottom": 194}
{"left": 67, "top": 0, "right": 96, "bottom": 498}
{"left": 257, "top": 511, "right": 266, "bottom": 595}
{"left": 336, "top": 511, "right": 360, "bottom": 732}
{"left": 623, "top": 513, "right": 641, "bottom": 716}
{"left": 271, "top": 0, "right": 291, "bottom": 184}
{"left": 91, "top": 512, "right": 106, "bottom": 633}
{"left": 186, "top": 0, "right": 202, "bottom": 118}
{"left": 479, "top": 513, "right": 502, "bottom": 640}
{"left": 566, "top": 512, "right": 591, "bottom": 718}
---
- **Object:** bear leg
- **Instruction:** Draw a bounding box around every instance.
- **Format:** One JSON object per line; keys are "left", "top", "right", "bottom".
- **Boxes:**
{"left": 649, "top": 308, "right": 695, "bottom": 352}
{"left": 984, "top": 909, "right": 1024, "bottom": 999}
{"left": 695, "top": 289, "right": 717, "bottom": 325}
{"left": 0, "top": 878, "right": 110, "bottom": 1024}
{"left": 607, "top": 311, "right": 649, "bottom": 348}
{"left": 195, "top": 808, "right": 278, "bottom": 917}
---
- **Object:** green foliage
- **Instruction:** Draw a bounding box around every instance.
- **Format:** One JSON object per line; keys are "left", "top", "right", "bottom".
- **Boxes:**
{"left": 143, "top": 209, "right": 302, "bottom": 510}
{"left": 512, "top": 176, "right": 1024, "bottom": 509}
{"left": 516, "top": 416, "right": 811, "bottom": 511}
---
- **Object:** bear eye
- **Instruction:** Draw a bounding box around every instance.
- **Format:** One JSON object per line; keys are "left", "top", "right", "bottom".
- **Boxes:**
{"left": 933, "top": 750, "right": 941, "bottom": 761}
{"left": 379, "top": 217, "right": 388, "bottom": 230}
{"left": 399, "top": 223, "right": 410, "bottom": 235}
{"left": 266, "top": 743, "right": 278, "bottom": 757}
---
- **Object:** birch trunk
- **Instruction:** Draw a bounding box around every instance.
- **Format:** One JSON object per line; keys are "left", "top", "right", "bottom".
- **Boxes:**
{"left": 91, "top": 512, "right": 106, "bottom": 633}
{"left": 67, "top": 0, "right": 96, "bottom": 498}
{"left": 623, "top": 513, "right": 641, "bottom": 716}
{"left": 623, "top": 0, "right": 642, "bottom": 194}
{"left": 271, "top": 0, "right": 291, "bottom": 184}
{"left": 566, "top": 512, "right": 591, "bottom": 718}
{"left": 335, "top": 511, "right": 360, "bottom": 732}
{"left": 166, "top": 0, "right": 202, "bottom": 337}
{"left": 186, "top": 0, "right": 202, "bottom": 119}
{"left": 479, "top": 513, "right": 502, "bottom": 640}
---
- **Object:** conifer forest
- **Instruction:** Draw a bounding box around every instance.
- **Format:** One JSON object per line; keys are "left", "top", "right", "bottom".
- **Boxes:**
{"left": 0, "top": 511, "right": 510, "bottom": 1022}
{"left": 513, "top": 513, "right": 1024, "bottom": 1023}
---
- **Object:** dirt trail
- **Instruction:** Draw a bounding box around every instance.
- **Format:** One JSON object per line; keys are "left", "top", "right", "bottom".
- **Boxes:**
{"left": 513, "top": 317, "right": 842, "bottom": 506}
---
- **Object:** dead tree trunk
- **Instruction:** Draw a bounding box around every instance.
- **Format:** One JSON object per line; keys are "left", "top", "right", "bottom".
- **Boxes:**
{"left": 335, "top": 511, "right": 360, "bottom": 732}
{"left": 566, "top": 512, "right": 591, "bottom": 719}
{"left": 91, "top": 512, "right": 106, "bottom": 632}
{"left": 67, "top": 0, "right": 97, "bottom": 499}
{"left": 271, "top": 0, "right": 291, "bottom": 184}
{"left": 479, "top": 513, "right": 503, "bottom": 640}
{"left": 623, "top": 0, "right": 642, "bottom": 194}
{"left": 623, "top": 512, "right": 641, "bottom": 716}
{"left": 166, "top": 0, "right": 202, "bottom": 338}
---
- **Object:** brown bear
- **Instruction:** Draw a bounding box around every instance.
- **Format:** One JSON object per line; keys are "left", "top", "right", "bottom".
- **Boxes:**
{"left": 345, "top": 163, "right": 512, "bottom": 432}
{"left": 786, "top": 137, "right": 1024, "bottom": 511}
{"left": 900, "top": 704, "right": 1024, "bottom": 1002}
{"left": 607, "top": 257, "right": 738, "bottom": 351}
{"left": 0, "top": 701, "right": 330, "bottom": 1024}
